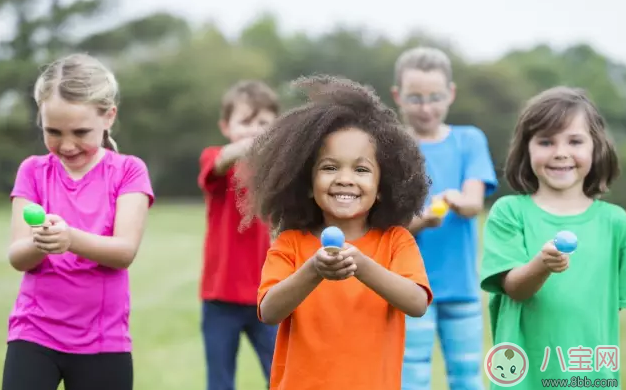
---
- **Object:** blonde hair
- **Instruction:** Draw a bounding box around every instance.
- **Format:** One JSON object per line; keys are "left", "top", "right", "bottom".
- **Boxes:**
{"left": 34, "top": 53, "right": 119, "bottom": 152}
{"left": 394, "top": 46, "right": 453, "bottom": 87}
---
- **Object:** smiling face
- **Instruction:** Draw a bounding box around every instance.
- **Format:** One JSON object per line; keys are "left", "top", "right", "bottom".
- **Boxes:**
{"left": 393, "top": 69, "right": 455, "bottom": 137}
{"left": 40, "top": 94, "right": 116, "bottom": 173}
{"left": 529, "top": 111, "right": 594, "bottom": 196}
{"left": 312, "top": 127, "right": 380, "bottom": 229}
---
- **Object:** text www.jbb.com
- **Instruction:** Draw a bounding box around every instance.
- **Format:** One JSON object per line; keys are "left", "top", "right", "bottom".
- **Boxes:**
{"left": 541, "top": 376, "right": 618, "bottom": 388}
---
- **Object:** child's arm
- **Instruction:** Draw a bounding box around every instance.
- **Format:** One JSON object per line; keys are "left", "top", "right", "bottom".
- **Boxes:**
{"left": 7, "top": 197, "right": 47, "bottom": 272}
{"left": 343, "top": 229, "right": 432, "bottom": 317}
{"left": 479, "top": 197, "right": 564, "bottom": 302}
{"left": 212, "top": 138, "right": 254, "bottom": 176}
{"left": 67, "top": 193, "right": 150, "bottom": 269}
{"left": 259, "top": 259, "right": 323, "bottom": 325}
{"left": 407, "top": 212, "right": 441, "bottom": 235}
{"left": 442, "top": 181, "right": 485, "bottom": 218}
{"left": 355, "top": 255, "right": 429, "bottom": 317}
{"left": 445, "top": 127, "right": 498, "bottom": 218}
{"left": 500, "top": 256, "right": 551, "bottom": 301}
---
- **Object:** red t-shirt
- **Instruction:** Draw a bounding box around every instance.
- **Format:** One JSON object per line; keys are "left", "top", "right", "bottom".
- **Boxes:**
{"left": 198, "top": 146, "right": 271, "bottom": 305}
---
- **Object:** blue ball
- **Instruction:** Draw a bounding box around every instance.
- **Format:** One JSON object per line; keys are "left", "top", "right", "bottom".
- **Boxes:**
{"left": 554, "top": 230, "right": 578, "bottom": 254}
{"left": 321, "top": 226, "right": 345, "bottom": 249}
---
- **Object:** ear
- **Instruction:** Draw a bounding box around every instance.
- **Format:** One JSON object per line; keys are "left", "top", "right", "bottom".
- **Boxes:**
{"left": 447, "top": 82, "right": 457, "bottom": 105}
{"left": 391, "top": 85, "right": 401, "bottom": 106}
{"left": 104, "top": 106, "right": 117, "bottom": 128}
{"left": 218, "top": 119, "right": 229, "bottom": 138}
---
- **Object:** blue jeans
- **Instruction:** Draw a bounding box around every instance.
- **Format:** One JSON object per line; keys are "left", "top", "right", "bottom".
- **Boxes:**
{"left": 201, "top": 300, "right": 278, "bottom": 390}
{"left": 402, "top": 301, "right": 484, "bottom": 390}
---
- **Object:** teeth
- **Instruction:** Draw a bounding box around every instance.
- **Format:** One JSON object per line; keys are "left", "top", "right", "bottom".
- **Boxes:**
{"left": 335, "top": 195, "right": 357, "bottom": 199}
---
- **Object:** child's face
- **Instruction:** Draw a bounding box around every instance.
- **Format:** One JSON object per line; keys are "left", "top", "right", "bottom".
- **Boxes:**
{"left": 220, "top": 101, "right": 276, "bottom": 142}
{"left": 392, "top": 69, "right": 455, "bottom": 136}
{"left": 40, "top": 94, "right": 115, "bottom": 172}
{"left": 529, "top": 111, "right": 594, "bottom": 195}
{"left": 312, "top": 127, "right": 380, "bottom": 225}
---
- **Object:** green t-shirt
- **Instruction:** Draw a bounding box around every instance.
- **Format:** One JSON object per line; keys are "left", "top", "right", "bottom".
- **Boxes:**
{"left": 480, "top": 195, "right": 626, "bottom": 389}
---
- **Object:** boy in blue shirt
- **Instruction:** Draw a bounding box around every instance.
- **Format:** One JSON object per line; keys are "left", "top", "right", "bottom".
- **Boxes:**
{"left": 392, "top": 47, "right": 498, "bottom": 390}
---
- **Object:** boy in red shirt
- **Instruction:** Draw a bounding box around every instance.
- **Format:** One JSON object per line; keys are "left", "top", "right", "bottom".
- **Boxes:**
{"left": 198, "top": 80, "right": 280, "bottom": 390}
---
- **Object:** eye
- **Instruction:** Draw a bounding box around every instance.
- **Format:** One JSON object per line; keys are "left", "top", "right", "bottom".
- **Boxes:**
{"left": 570, "top": 139, "right": 583, "bottom": 145}
{"left": 45, "top": 129, "right": 61, "bottom": 136}
{"left": 320, "top": 165, "right": 337, "bottom": 171}
{"left": 537, "top": 139, "right": 552, "bottom": 146}
{"left": 496, "top": 366, "right": 503, "bottom": 370}
{"left": 355, "top": 166, "right": 370, "bottom": 173}
{"left": 510, "top": 365, "right": 516, "bottom": 374}
{"left": 74, "top": 130, "right": 89, "bottom": 137}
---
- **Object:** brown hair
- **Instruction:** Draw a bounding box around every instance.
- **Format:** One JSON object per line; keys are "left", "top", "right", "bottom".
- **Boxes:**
{"left": 505, "top": 86, "right": 620, "bottom": 197}
{"left": 220, "top": 80, "right": 280, "bottom": 123}
{"left": 394, "top": 46, "right": 453, "bottom": 87}
{"left": 236, "top": 74, "right": 430, "bottom": 233}
{"left": 34, "top": 53, "right": 119, "bottom": 152}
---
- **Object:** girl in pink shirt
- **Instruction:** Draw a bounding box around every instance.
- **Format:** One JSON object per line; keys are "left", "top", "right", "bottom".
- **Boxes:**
{"left": 3, "top": 53, "right": 154, "bottom": 390}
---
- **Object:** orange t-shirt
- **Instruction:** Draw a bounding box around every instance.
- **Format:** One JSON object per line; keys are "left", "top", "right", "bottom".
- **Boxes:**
{"left": 258, "top": 226, "right": 433, "bottom": 390}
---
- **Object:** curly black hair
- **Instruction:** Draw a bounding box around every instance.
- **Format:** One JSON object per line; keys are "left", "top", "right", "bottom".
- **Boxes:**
{"left": 236, "top": 74, "right": 430, "bottom": 233}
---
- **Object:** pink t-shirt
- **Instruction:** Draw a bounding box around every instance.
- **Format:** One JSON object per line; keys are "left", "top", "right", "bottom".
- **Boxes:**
{"left": 9, "top": 149, "right": 154, "bottom": 354}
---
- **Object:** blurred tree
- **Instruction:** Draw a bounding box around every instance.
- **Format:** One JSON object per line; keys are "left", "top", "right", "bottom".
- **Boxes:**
{"left": 0, "top": 0, "right": 189, "bottom": 192}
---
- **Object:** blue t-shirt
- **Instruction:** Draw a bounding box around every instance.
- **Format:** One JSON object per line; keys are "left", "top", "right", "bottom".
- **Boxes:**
{"left": 416, "top": 125, "right": 498, "bottom": 302}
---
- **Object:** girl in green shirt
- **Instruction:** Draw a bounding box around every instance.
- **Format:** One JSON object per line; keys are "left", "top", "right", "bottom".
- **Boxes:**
{"left": 481, "top": 86, "right": 625, "bottom": 389}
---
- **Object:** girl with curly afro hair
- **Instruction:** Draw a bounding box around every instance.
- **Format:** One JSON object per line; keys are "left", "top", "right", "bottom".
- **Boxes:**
{"left": 236, "top": 75, "right": 434, "bottom": 390}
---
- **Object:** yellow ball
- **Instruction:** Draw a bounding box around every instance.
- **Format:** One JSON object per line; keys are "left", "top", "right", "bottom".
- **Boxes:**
{"left": 431, "top": 199, "right": 449, "bottom": 217}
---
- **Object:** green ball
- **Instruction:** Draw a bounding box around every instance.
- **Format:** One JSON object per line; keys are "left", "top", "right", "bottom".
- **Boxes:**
{"left": 23, "top": 203, "right": 46, "bottom": 226}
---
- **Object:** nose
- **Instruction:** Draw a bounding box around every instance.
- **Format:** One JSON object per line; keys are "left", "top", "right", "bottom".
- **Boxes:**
{"left": 554, "top": 141, "right": 569, "bottom": 159}
{"left": 59, "top": 139, "right": 77, "bottom": 153}
{"left": 334, "top": 168, "right": 355, "bottom": 186}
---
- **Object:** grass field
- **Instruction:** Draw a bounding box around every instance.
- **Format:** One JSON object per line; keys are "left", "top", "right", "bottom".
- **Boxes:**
{"left": 0, "top": 203, "right": 625, "bottom": 389}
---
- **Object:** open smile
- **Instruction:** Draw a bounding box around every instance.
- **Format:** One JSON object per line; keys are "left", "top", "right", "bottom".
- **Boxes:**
{"left": 329, "top": 193, "right": 360, "bottom": 204}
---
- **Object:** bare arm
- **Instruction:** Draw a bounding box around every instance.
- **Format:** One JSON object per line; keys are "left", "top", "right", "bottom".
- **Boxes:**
{"left": 446, "top": 180, "right": 485, "bottom": 218}
{"left": 212, "top": 138, "right": 253, "bottom": 176}
{"left": 501, "top": 256, "right": 551, "bottom": 301}
{"left": 7, "top": 197, "right": 46, "bottom": 272}
{"left": 68, "top": 193, "right": 150, "bottom": 269}
{"left": 259, "top": 260, "right": 323, "bottom": 325}
{"left": 356, "top": 256, "right": 429, "bottom": 317}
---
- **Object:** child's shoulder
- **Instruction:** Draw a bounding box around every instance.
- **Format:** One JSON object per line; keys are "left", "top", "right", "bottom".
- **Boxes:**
{"left": 105, "top": 150, "right": 148, "bottom": 172}
{"left": 489, "top": 195, "right": 527, "bottom": 215}
{"left": 17, "top": 153, "right": 54, "bottom": 171}
{"left": 450, "top": 124, "right": 487, "bottom": 140}
{"left": 595, "top": 199, "right": 626, "bottom": 223}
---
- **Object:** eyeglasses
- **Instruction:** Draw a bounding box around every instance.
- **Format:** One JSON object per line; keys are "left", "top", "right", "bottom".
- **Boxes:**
{"left": 402, "top": 93, "right": 448, "bottom": 105}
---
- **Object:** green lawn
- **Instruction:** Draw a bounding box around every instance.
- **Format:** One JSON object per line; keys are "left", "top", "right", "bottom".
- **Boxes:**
{"left": 0, "top": 204, "right": 624, "bottom": 389}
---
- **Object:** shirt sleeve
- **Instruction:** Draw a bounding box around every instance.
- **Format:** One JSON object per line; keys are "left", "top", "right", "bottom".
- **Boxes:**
{"left": 619, "top": 243, "right": 626, "bottom": 309}
{"left": 10, "top": 156, "right": 40, "bottom": 204}
{"left": 389, "top": 227, "right": 433, "bottom": 305}
{"left": 462, "top": 127, "right": 498, "bottom": 197}
{"left": 118, "top": 156, "right": 155, "bottom": 207}
{"left": 198, "top": 147, "right": 229, "bottom": 194}
{"left": 616, "top": 210, "right": 626, "bottom": 309}
{"left": 480, "top": 197, "right": 528, "bottom": 294}
{"left": 257, "top": 231, "right": 297, "bottom": 321}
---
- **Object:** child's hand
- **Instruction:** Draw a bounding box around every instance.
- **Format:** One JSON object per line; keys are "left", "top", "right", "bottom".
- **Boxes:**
{"left": 312, "top": 247, "right": 357, "bottom": 280}
{"left": 32, "top": 214, "right": 71, "bottom": 254}
{"left": 336, "top": 244, "right": 371, "bottom": 277}
{"left": 441, "top": 189, "right": 464, "bottom": 212}
{"left": 420, "top": 208, "right": 444, "bottom": 227}
{"left": 537, "top": 241, "right": 569, "bottom": 273}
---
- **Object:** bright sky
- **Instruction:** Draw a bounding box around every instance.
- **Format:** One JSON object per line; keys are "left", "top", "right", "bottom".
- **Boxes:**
{"left": 113, "top": 0, "right": 626, "bottom": 64}
{"left": 1, "top": 0, "right": 625, "bottom": 64}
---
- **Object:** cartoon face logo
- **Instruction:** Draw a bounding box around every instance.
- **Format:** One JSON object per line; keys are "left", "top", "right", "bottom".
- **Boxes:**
{"left": 484, "top": 342, "right": 529, "bottom": 387}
